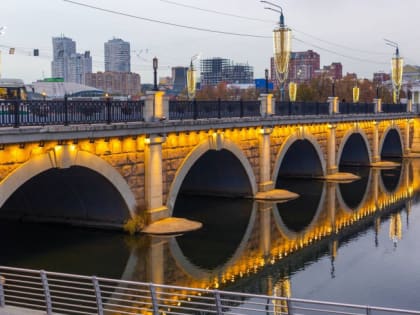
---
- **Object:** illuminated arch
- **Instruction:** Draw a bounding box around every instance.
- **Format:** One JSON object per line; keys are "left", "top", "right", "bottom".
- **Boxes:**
{"left": 336, "top": 128, "right": 372, "bottom": 166}
{"left": 336, "top": 171, "right": 372, "bottom": 213}
{"left": 379, "top": 125, "right": 404, "bottom": 157}
{"left": 166, "top": 138, "right": 257, "bottom": 214}
{"left": 272, "top": 131, "right": 327, "bottom": 181}
{"left": 0, "top": 148, "right": 137, "bottom": 217}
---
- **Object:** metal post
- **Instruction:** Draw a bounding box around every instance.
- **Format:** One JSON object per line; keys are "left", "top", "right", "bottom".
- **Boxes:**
{"left": 193, "top": 98, "right": 198, "bottom": 120}
{"left": 265, "top": 69, "right": 269, "bottom": 94}
{"left": 366, "top": 306, "right": 371, "bottom": 315}
{"left": 40, "top": 270, "right": 52, "bottom": 315}
{"left": 106, "top": 97, "right": 111, "bottom": 124}
{"left": 0, "top": 275, "right": 5, "bottom": 307}
{"left": 240, "top": 98, "right": 244, "bottom": 118}
{"left": 64, "top": 94, "right": 69, "bottom": 126}
{"left": 286, "top": 298, "right": 293, "bottom": 315}
{"left": 217, "top": 98, "right": 221, "bottom": 118}
{"left": 13, "top": 100, "right": 19, "bottom": 128}
{"left": 149, "top": 283, "right": 159, "bottom": 315}
{"left": 92, "top": 276, "right": 104, "bottom": 315}
{"left": 214, "top": 290, "right": 223, "bottom": 315}
{"left": 153, "top": 57, "right": 158, "bottom": 91}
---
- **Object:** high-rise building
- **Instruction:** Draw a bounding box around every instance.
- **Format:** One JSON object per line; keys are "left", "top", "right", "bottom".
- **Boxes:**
{"left": 200, "top": 57, "right": 253, "bottom": 86}
{"left": 104, "top": 38, "right": 130, "bottom": 72}
{"left": 51, "top": 36, "right": 92, "bottom": 84}
{"left": 172, "top": 67, "right": 188, "bottom": 93}
{"left": 85, "top": 71, "right": 141, "bottom": 96}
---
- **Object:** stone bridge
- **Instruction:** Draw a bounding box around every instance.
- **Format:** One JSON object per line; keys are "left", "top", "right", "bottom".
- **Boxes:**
{"left": 0, "top": 92, "right": 418, "bottom": 228}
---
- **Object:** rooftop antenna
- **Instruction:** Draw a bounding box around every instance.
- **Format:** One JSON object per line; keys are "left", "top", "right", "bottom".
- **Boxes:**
{"left": 384, "top": 38, "right": 399, "bottom": 56}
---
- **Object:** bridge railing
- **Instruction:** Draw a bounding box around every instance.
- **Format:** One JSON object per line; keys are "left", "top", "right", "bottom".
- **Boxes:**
{"left": 338, "top": 102, "right": 374, "bottom": 114}
{"left": 382, "top": 103, "right": 407, "bottom": 113}
{"left": 0, "top": 99, "right": 144, "bottom": 127}
{"left": 1, "top": 266, "right": 419, "bottom": 315}
{"left": 275, "top": 101, "right": 330, "bottom": 115}
{"left": 169, "top": 99, "right": 260, "bottom": 120}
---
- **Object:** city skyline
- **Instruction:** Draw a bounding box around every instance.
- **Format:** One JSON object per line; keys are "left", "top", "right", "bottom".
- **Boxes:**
{"left": 1, "top": 0, "right": 420, "bottom": 84}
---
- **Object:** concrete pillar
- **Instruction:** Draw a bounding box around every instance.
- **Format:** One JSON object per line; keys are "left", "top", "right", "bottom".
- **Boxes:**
{"left": 145, "top": 134, "right": 168, "bottom": 222}
{"left": 144, "top": 91, "right": 169, "bottom": 122}
{"left": 327, "top": 124, "right": 337, "bottom": 175}
{"left": 328, "top": 97, "right": 339, "bottom": 114}
{"left": 259, "top": 93, "right": 275, "bottom": 117}
{"left": 259, "top": 127, "right": 274, "bottom": 192}
{"left": 404, "top": 119, "right": 411, "bottom": 156}
{"left": 374, "top": 98, "right": 382, "bottom": 113}
{"left": 259, "top": 202, "right": 272, "bottom": 260}
{"left": 372, "top": 121, "right": 380, "bottom": 163}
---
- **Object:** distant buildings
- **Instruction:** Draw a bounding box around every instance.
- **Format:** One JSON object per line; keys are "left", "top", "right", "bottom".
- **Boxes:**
{"left": 200, "top": 57, "right": 253, "bottom": 86}
{"left": 373, "top": 72, "right": 391, "bottom": 84}
{"left": 172, "top": 67, "right": 188, "bottom": 93}
{"left": 85, "top": 72, "right": 141, "bottom": 96}
{"left": 104, "top": 38, "right": 131, "bottom": 72}
{"left": 315, "top": 62, "right": 343, "bottom": 80}
{"left": 402, "top": 65, "right": 420, "bottom": 83}
{"left": 51, "top": 36, "right": 92, "bottom": 84}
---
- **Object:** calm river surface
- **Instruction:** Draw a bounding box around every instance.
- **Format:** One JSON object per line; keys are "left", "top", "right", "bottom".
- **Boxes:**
{"left": 2, "top": 159, "right": 420, "bottom": 310}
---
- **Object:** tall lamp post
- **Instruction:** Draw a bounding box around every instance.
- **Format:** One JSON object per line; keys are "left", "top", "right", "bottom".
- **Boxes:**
{"left": 153, "top": 57, "right": 158, "bottom": 91}
{"left": 262, "top": 1, "right": 291, "bottom": 102}
{"left": 385, "top": 39, "right": 403, "bottom": 104}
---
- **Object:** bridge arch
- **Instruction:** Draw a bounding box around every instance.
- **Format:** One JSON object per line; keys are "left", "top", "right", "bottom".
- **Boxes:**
{"left": 272, "top": 131, "right": 326, "bottom": 181}
{"left": 0, "top": 147, "right": 137, "bottom": 217}
{"left": 337, "top": 128, "right": 372, "bottom": 167}
{"left": 379, "top": 126, "right": 404, "bottom": 158}
{"left": 167, "top": 138, "right": 257, "bottom": 214}
{"left": 336, "top": 170, "right": 372, "bottom": 212}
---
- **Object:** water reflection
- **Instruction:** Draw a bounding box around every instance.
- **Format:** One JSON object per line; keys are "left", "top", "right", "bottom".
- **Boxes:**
{"left": 1, "top": 158, "right": 420, "bottom": 311}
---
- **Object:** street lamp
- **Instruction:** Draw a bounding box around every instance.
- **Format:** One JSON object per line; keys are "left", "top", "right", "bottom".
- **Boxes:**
{"left": 265, "top": 68, "right": 269, "bottom": 93}
{"left": 385, "top": 39, "right": 403, "bottom": 104}
{"left": 153, "top": 57, "right": 158, "bottom": 91}
{"left": 262, "top": 1, "right": 291, "bottom": 102}
{"left": 41, "top": 91, "right": 46, "bottom": 101}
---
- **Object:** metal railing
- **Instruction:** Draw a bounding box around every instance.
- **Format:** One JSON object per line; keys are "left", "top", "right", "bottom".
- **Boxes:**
{"left": 275, "top": 101, "right": 330, "bottom": 115}
{"left": 1, "top": 266, "right": 419, "bottom": 315}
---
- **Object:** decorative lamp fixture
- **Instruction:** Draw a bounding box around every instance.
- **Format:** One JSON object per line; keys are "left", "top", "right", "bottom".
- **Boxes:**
{"left": 385, "top": 39, "right": 403, "bottom": 104}
{"left": 262, "top": 1, "right": 291, "bottom": 101}
{"left": 288, "top": 82, "right": 297, "bottom": 102}
{"left": 187, "top": 60, "right": 196, "bottom": 99}
{"left": 352, "top": 86, "right": 360, "bottom": 103}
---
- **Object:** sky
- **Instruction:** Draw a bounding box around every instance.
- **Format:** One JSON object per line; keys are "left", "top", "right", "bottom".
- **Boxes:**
{"left": 1, "top": 0, "right": 419, "bottom": 84}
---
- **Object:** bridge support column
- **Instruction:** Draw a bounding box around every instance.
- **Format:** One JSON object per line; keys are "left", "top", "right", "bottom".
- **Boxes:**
{"left": 372, "top": 121, "right": 380, "bottom": 163}
{"left": 146, "top": 237, "right": 165, "bottom": 284}
{"left": 144, "top": 91, "right": 169, "bottom": 122}
{"left": 327, "top": 182, "right": 336, "bottom": 233}
{"left": 327, "top": 124, "right": 337, "bottom": 175}
{"left": 404, "top": 119, "right": 412, "bottom": 156}
{"left": 259, "top": 94, "right": 275, "bottom": 117}
{"left": 259, "top": 127, "right": 274, "bottom": 191}
{"left": 145, "top": 135, "right": 168, "bottom": 223}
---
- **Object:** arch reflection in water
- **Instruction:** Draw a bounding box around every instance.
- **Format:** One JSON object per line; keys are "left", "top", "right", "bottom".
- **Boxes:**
{"left": 1, "top": 166, "right": 131, "bottom": 225}
{"left": 338, "top": 166, "right": 371, "bottom": 211}
{"left": 380, "top": 162, "right": 403, "bottom": 193}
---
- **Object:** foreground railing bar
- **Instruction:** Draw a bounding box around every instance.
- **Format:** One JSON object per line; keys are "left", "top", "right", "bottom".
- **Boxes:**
{"left": 48, "top": 288, "right": 96, "bottom": 300}
{"left": 102, "top": 301, "right": 153, "bottom": 311}
{"left": 221, "top": 296, "right": 276, "bottom": 307}
{"left": 101, "top": 295, "right": 152, "bottom": 305}
{"left": 48, "top": 283, "right": 95, "bottom": 294}
{"left": 4, "top": 288, "right": 45, "bottom": 298}
{"left": 157, "top": 297, "right": 215, "bottom": 308}
{"left": 99, "top": 284, "right": 150, "bottom": 294}
{"left": 48, "top": 277, "right": 96, "bottom": 287}
{"left": 49, "top": 294, "right": 96, "bottom": 305}
{"left": 3, "top": 294, "right": 44, "bottom": 304}
{"left": 157, "top": 302, "right": 218, "bottom": 313}
{"left": 103, "top": 306, "right": 151, "bottom": 315}
{"left": 225, "top": 305, "right": 270, "bottom": 314}
{"left": 51, "top": 300, "right": 98, "bottom": 311}
{"left": 4, "top": 283, "right": 44, "bottom": 293}
{"left": 0, "top": 272, "right": 42, "bottom": 281}
{"left": 158, "top": 291, "right": 215, "bottom": 301}
{"left": 52, "top": 306, "right": 96, "bottom": 315}
{"left": 3, "top": 299, "right": 45, "bottom": 310}
{"left": 100, "top": 290, "right": 151, "bottom": 302}
{"left": 293, "top": 305, "right": 363, "bottom": 315}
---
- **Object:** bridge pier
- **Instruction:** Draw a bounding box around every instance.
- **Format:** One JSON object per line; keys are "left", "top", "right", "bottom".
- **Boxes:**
{"left": 259, "top": 127, "right": 274, "bottom": 192}
{"left": 327, "top": 124, "right": 337, "bottom": 175}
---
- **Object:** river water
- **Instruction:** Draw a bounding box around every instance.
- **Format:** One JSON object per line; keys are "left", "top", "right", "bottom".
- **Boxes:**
{"left": 1, "top": 159, "right": 420, "bottom": 310}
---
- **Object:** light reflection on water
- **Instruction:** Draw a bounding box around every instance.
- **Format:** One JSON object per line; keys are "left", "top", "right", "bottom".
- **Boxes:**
{"left": 2, "top": 159, "right": 420, "bottom": 310}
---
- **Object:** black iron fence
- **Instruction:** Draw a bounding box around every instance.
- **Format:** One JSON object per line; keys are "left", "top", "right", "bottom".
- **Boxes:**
{"left": 0, "top": 99, "right": 144, "bottom": 127}
{"left": 0, "top": 99, "right": 412, "bottom": 127}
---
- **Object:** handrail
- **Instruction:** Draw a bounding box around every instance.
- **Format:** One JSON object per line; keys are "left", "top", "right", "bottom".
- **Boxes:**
{"left": 0, "top": 266, "right": 419, "bottom": 315}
